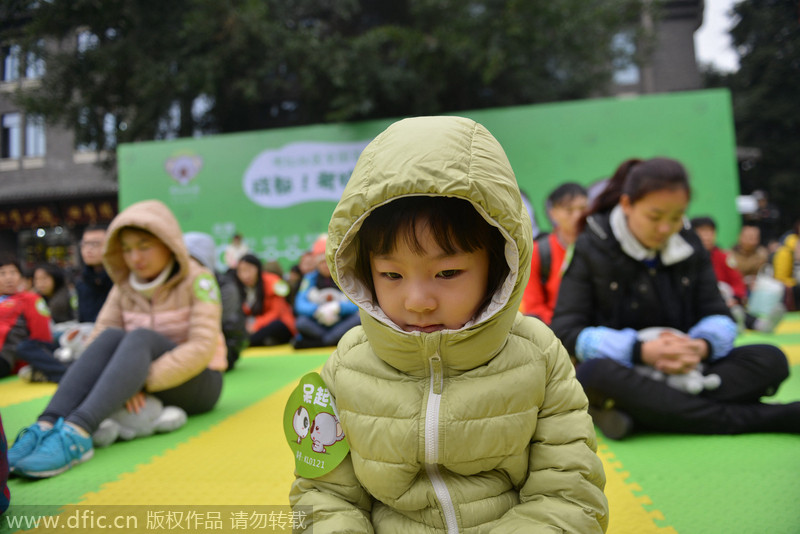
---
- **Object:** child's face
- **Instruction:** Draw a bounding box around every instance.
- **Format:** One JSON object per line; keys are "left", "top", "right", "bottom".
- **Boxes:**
{"left": 120, "top": 228, "right": 173, "bottom": 282}
{"left": 0, "top": 264, "right": 21, "bottom": 295}
{"left": 621, "top": 188, "right": 688, "bottom": 250}
{"left": 370, "top": 221, "right": 490, "bottom": 333}
{"left": 236, "top": 261, "right": 259, "bottom": 288}
{"left": 299, "top": 252, "right": 316, "bottom": 274}
{"left": 738, "top": 226, "right": 760, "bottom": 251}
{"left": 33, "top": 268, "right": 55, "bottom": 297}
{"left": 549, "top": 194, "right": 588, "bottom": 238}
{"left": 694, "top": 225, "right": 717, "bottom": 252}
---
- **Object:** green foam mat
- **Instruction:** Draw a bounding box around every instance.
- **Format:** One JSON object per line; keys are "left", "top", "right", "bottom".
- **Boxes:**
{"left": 601, "top": 367, "right": 800, "bottom": 533}
{"left": 3, "top": 352, "right": 329, "bottom": 512}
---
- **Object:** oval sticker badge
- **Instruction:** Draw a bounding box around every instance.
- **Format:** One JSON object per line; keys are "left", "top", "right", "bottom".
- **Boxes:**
{"left": 283, "top": 372, "right": 349, "bottom": 478}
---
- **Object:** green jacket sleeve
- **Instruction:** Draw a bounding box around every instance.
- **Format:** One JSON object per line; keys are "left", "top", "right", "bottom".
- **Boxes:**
{"left": 289, "top": 454, "right": 374, "bottom": 533}
{"left": 490, "top": 335, "right": 609, "bottom": 533}
{"left": 289, "top": 348, "right": 375, "bottom": 533}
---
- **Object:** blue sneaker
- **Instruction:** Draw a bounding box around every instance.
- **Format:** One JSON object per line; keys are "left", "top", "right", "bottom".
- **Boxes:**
{"left": 14, "top": 418, "right": 94, "bottom": 478}
{"left": 8, "top": 422, "right": 51, "bottom": 472}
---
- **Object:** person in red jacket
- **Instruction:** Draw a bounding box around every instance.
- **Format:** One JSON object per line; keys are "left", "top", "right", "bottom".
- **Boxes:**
{"left": 521, "top": 183, "right": 588, "bottom": 324}
{"left": 234, "top": 254, "right": 296, "bottom": 346}
{"left": 691, "top": 216, "right": 784, "bottom": 333}
{"left": 0, "top": 253, "right": 53, "bottom": 379}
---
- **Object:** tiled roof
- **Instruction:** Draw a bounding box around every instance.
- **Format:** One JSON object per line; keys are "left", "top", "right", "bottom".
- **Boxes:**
{"left": 0, "top": 178, "right": 118, "bottom": 204}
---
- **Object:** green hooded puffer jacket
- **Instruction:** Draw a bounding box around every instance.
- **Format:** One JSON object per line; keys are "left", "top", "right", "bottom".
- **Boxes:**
{"left": 290, "top": 117, "right": 608, "bottom": 533}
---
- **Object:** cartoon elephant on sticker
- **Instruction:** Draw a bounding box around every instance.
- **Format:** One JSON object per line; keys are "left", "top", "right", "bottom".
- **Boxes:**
{"left": 310, "top": 412, "right": 345, "bottom": 453}
{"left": 292, "top": 406, "right": 311, "bottom": 444}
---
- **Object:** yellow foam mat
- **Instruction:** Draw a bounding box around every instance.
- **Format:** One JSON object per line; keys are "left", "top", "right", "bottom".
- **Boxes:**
{"left": 11, "top": 330, "right": 799, "bottom": 532}
{"left": 75, "top": 382, "right": 298, "bottom": 506}
{"left": 782, "top": 345, "right": 800, "bottom": 365}
{"left": 41, "top": 387, "right": 667, "bottom": 534}
{"left": 598, "top": 443, "right": 678, "bottom": 534}
{"left": 0, "top": 380, "right": 56, "bottom": 408}
{"left": 774, "top": 320, "right": 800, "bottom": 335}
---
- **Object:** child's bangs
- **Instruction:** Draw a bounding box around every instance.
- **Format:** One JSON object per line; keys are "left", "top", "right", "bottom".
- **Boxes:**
{"left": 363, "top": 197, "right": 491, "bottom": 257}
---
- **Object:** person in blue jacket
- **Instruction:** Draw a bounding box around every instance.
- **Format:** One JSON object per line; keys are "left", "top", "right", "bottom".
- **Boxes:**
{"left": 292, "top": 236, "right": 360, "bottom": 349}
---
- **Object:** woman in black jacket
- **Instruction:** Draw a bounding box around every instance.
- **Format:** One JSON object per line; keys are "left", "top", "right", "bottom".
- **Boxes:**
{"left": 551, "top": 157, "right": 800, "bottom": 439}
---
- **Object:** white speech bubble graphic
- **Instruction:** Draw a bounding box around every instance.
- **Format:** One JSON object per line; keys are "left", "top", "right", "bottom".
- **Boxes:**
{"left": 243, "top": 140, "right": 371, "bottom": 208}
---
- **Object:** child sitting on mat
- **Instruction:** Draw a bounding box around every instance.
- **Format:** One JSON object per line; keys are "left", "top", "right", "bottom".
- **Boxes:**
{"left": 289, "top": 116, "right": 608, "bottom": 532}
{"left": 8, "top": 199, "right": 227, "bottom": 479}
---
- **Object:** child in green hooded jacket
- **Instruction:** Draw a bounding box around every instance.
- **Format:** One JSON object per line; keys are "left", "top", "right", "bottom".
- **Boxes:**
{"left": 289, "top": 116, "right": 608, "bottom": 533}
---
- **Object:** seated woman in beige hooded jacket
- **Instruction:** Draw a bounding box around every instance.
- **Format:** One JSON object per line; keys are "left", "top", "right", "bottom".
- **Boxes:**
{"left": 9, "top": 199, "right": 226, "bottom": 479}
{"left": 290, "top": 116, "right": 608, "bottom": 533}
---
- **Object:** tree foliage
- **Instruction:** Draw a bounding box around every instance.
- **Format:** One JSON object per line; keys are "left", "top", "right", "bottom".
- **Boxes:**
{"left": 1, "top": 0, "right": 641, "bottom": 150}
{"left": 707, "top": 0, "right": 800, "bottom": 230}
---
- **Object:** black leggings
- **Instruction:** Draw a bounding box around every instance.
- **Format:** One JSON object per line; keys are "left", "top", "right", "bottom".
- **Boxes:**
{"left": 577, "top": 343, "right": 800, "bottom": 435}
{"left": 40, "top": 328, "right": 222, "bottom": 433}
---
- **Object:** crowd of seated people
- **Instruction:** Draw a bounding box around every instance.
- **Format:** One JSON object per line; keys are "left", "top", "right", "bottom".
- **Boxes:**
{"left": 2, "top": 153, "right": 799, "bottom": 500}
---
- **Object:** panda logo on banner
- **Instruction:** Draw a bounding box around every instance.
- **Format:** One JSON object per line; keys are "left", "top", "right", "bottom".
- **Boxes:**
{"left": 283, "top": 372, "right": 349, "bottom": 478}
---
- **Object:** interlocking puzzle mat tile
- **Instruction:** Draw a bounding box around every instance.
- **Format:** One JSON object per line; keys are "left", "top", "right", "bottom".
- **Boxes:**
{"left": 3, "top": 314, "right": 800, "bottom": 533}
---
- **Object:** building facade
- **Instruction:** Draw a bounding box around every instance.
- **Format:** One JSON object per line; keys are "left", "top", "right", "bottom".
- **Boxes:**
{"left": 613, "top": 0, "right": 704, "bottom": 96}
{"left": 0, "top": 41, "right": 117, "bottom": 272}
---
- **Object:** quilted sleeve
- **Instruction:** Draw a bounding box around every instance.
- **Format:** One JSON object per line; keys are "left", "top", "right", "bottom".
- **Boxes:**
{"left": 289, "top": 349, "right": 374, "bottom": 533}
{"left": 491, "top": 331, "right": 608, "bottom": 533}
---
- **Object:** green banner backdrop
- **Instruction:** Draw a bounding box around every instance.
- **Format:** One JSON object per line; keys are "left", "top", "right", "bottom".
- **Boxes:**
{"left": 118, "top": 88, "right": 740, "bottom": 271}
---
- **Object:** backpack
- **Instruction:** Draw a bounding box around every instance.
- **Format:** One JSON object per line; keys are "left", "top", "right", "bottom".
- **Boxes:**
{"left": 535, "top": 233, "right": 552, "bottom": 285}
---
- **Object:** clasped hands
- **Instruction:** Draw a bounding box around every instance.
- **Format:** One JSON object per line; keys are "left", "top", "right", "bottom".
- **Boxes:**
{"left": 640, "top": 330, "right": 708, "bottom": 375}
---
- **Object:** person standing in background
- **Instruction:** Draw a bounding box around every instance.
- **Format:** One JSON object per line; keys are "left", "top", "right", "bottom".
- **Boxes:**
{"left": 224, "top": 234, "right": 249, "bottom": 272}
{"left": 743, "top": 190, "right": 781, "bottom": 248}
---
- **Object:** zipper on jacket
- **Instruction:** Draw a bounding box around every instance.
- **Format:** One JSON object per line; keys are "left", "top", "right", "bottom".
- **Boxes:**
{"left": 424, "top": 354, "right": 459, "bottom": 533}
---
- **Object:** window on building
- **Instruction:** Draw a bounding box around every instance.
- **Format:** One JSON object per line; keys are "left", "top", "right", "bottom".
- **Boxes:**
{"left": 25, "top": 115, "right": 46, "bottom": 157}
{"left": 158, "top": 101, "right": 182, "bottom": 140}
{"left": 25, "top": 40, "right": 46, "bottom": 79}
{"left": 612, "top": 32, "right": 640, "bottom": 86}
{"left": 156, "top": 95, "right": 215, "bottom": 140}
{"left": 76, "top": 107, "right": 93, "bottom": 151}
{"left": 76, "top": 109, "right": 116, "bottom": 151}
{"left": 2, "top": 44, "right": 21, "bottom": 83}
{"left": 192, "top": 94, "right": 214, "bottom": 137}
{"left": 1, "top": 113, "right": 21, "bottom": 159}
{"left": 103, "top": 112, "right": 116, "bottom": 148}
